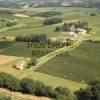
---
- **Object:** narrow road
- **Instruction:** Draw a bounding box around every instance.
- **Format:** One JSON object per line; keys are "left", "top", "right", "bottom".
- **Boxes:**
{"left": 33, "top": 35, "right": 86, "bottom": 70}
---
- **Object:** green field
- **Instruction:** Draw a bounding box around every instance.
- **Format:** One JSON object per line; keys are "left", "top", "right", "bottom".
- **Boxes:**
{"left": 36, "top": 41, "right": 100, "bottom": 82}
{"left": 0, "top": 7, "right": 100, "bottom": 92}
{"left": 0, "top": 41, "right": 57, "bottom": 58}
{"left": 0, "top": 7, "right": 100, "bottom": 38}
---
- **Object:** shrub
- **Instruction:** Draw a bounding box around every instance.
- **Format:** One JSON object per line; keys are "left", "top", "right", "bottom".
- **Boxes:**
{"left": 55, "top": 86, "right": 70, "bottom": 96}
{"left": 6, "top": 21, "right": 16, "bottom": 27}
{"left": 56, "top": 95, "right": 73, "bottom": 100}
{"left": 55, "top": 26, "right": 61, "bottom": 32}
{"left": 43, "top": 17, "right": 62, "bottom": 25}
{"left": 90, "top": 13, "right": 96, "bottom": 16}
{"left": 27, "top": 57, "right": 37, "bottom": 67}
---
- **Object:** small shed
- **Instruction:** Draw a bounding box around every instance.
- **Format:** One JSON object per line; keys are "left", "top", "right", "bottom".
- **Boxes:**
{"left": 15, "top": 60, "right": 26, "bottom": 70}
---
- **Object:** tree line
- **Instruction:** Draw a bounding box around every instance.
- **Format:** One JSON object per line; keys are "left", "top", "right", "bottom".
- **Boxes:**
{"left": 0, "top": 72, "right": 99, "bottom": 100}
{"left": 32, "top": 11, "right": 62, "bottom": 17}
{"left": 15, "top": 34, "right": 48, "bottom": 43}
{"left": 0, "top": 72, "right": 71, "bottom": 100}
{"left": 75, "top": 80, "right": 100, "bottom": 100}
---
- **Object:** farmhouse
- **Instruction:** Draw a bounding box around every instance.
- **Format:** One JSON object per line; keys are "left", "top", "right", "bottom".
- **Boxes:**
{"left": 15, "top": 60, "right": 26, "bottom": 70}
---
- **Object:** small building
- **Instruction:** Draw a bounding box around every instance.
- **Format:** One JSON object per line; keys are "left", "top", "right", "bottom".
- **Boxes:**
{"left": 69, "top": 32, "right": 77, "bottom": 37}
{"left": 77, "top": 28, "right": 87, "bottom": 34}
{"left": 15, "top": 60, "right": 26, "bottom": 70}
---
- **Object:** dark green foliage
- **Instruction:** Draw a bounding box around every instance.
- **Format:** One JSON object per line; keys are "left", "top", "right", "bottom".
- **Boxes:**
{"left": 20, "top": 78, "right": 36, "bottom": 94}
{"left": 33, "top": 11, "right": 62, "bottom": 17}
{"left": 90, "top": 13, "right": 96, "bottom": 16}
{"left": 56, "top": 95, "right": 73, "bottom": 100}
{"left": 43, "top": 17, "right": 62, "bottom": 25}
{"left": 62, "top": 23, "right": 70, "bottom": 32}
{"left": 0, "top": 72, "right": 20, "bottom": 91}
{"left": 6, "top": 21, "right": 16, "bottom": 27}
{"left": 74, "top": 21, "right": 88, "bottom": 29}
{"left": 0, "top": 72, "right": 71, "bottom": 99}
{"left": 27, "top": 57, "right": 37, "bottom": 67}
{"left": 75, "top": 80, "right": 100, "bottom": 100}
{"left": 75, "top": 89, "right": 91, "bottom": 100}
{"left": 54, "top": 21, "right": 89, "bottom": 32}
{"left": 15, "top": 34, "right": 48, "bottom": 43}
{"left": 55, "top": 86, "right": 70, "bottom": 96}
{"left": 55, "top": 26, "right": 61, "bottom": 32}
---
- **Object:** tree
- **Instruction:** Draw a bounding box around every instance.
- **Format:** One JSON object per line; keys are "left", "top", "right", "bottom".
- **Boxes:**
{"left": 75, "top": 88, "right": 91, "bottom": 100}
{"left": 75, "top": 80, "right": 100, "bottom": 100}
{"left": 6, "top": 21, "right": 16, "bottom": 27}
{"left": 20, "top": 78, "right": 36, "bottom": 94}
{"left": 55, "top": 86, "right": 70, "bottom": 96}
{"left": 62, "top": 23, "right": 70, "bottom": 32}
{"left": 0, "top": 72, "right": 20, "bottom": 91}
{"left": 55, "top": 26, "right": 61, "bottom": 32}
{"left": 27, "top": 57, "right": 37, "bottom": 67}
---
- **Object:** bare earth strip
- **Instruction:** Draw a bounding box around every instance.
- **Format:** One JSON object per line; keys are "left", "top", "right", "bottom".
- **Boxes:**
{"left": 0, "top": 55, "right": 18, "bottom": 65}
{"left": 0, "top": 88, "right": 51, "bottom": 100}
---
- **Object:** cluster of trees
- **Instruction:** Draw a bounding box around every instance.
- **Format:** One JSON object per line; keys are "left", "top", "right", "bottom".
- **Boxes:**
{"left": 43, "top": 17, "right": 62, "bottom": 25}
{"left": 75, "top": 80, "right": 100, "bottom": 100}
{"left": 90, "top": 13, "right": 97, "bottom": 16}
{"left": 33, "top": 11, "right": 62, "bottom": 17}
{"left": 0, "top": 10, "right": 12, "bottom": 15}
{"left": 6, "top": 21, "right": 17, "bottom": 27}
{"left": 0, "top": 72, "right": 100, "bottom": 100}
{"left": 27, "top": 57, "right": 37, "bottom": 67}
{"left": 0, "top": 72, "right": 71, "bottom": 99}
{"left": 15, "top": 34, "right": 48, "bottom": 43}
{"left": 55, "top": 21, "right": 90, "bottom": 32}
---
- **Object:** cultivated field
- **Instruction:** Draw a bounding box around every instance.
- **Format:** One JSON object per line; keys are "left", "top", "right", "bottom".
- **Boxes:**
{"left": 0, "top": 7, "right": 100, "bottom": 93}
{"left": 36, "top": 41, "right": 100, "bottom": 82}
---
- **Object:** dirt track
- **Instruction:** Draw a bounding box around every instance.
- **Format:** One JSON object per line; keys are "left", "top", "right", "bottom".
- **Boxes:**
{"left": 0, "top": 88, "right": 51, "bottom": 100}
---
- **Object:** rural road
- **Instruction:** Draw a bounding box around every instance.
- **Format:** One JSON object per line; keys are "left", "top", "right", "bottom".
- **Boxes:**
{"left": 33, "top": 35, "right": 87, "bottom": 70}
